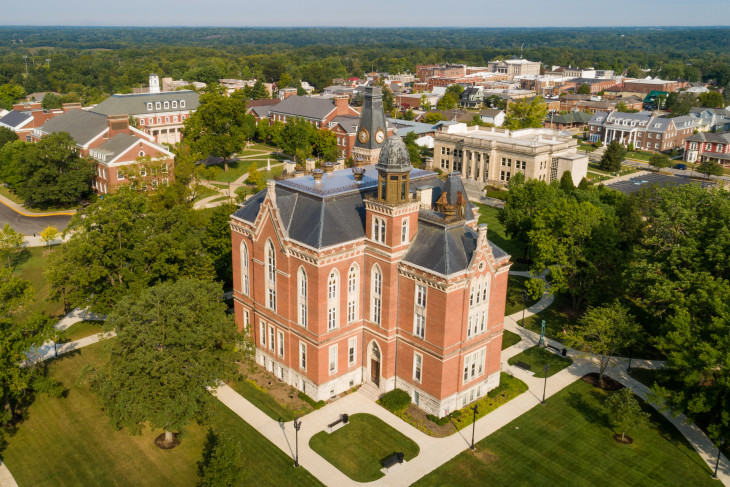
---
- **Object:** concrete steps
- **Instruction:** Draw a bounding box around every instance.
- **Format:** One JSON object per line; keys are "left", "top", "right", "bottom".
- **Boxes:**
{"left": 358, "top": 382, "right": 382, "bottom": 402}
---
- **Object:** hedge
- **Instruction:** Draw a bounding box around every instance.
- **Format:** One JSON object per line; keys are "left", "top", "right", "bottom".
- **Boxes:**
{"left": 378, "top": 389, "right": 411, "bottom": 413}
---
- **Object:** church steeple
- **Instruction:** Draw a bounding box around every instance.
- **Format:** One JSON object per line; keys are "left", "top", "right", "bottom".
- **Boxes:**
{"left": 352, "top": 86, "right": 389, "bottom": 164}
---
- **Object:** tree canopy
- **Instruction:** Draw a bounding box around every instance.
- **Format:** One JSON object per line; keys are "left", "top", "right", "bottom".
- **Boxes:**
{"left": 504, "top": 96, "right": 548, "bottom": 130}
{"left": 599, "top": 141, "right": 626, "bottom": 173}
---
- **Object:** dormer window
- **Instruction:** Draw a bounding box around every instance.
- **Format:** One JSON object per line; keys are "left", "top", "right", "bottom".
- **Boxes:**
{"left": 163, "top": 101, "right": 169, "bottom": 109}
{"left": 172, "top": 101, "right": 177, "bottom": 108}
{"left": 180, "top": 100, "right": 186, "bottom": 108}
{"left": 155, "top": 102, "right": 161, "bottom": 110}
{"left": 146, "top": 103, "right": 153, "bottom": 110}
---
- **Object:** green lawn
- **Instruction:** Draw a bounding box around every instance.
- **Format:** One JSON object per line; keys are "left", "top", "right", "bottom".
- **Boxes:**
{"left": 501, "top": 330, "right": 522, "bottom": 350}
{"left": 60, "top": 320, "right": 104, "bottom": 342}
{"left": 505, "top": 275, "right": 539, "bottom": 316}
{"left": 1, "top": 342, "right": 322, "bottom": 487}
{"left": 309, "top": 413, "right": 419, "bottom": 482}
{"left": 521, "top": 293, "right": 575, "bottom": 343}
{"left": 226, "top": 376, "right": 302, "bottom": 422}
{"left": 213, "top": 159, "right": 273, "bottom": 183}
{"left": 13, "top": 246, "right": 64, "bottom": 319}
{"left": 625, "top": 150, "right": 653, "bottom": 162}
{"left": 507, "top": 346, "right": 572, "bottom": 378}
{"left": 191, "top": 186, "right": 218, "bottom": 202}
{"left": 473, "top": 203, "right": 527, "bottom": 270}
{"left": 414, "top": 380, "right": 715, "bottom": 487}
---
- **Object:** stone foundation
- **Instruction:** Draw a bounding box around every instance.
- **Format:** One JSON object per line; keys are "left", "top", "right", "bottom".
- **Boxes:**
{"left": 395, "top": 371, "right": 501, "bottom": 417}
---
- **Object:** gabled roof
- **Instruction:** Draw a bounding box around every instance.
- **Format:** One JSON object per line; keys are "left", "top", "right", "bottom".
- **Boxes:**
{"left": 90, "top": 91, "right": 199, "bottom": 116}
{"left": 38, "top": 109, "right": 108, "bottom": 146}
{"left": 690, "top": 107, "right": 729, "bottom": 116}
{"left": 330, "top": 115, "right": 360, "bottom": 133}
{"left": 686, "top": 132, "right": 730, "bottom": 144}
{"left": 91, "top": 133, "right": 171, "bottom": 164}
{"left": 548, "top": 111, "right": 593, "bottom": 124}
{"left": 479, "top": 108, "right": 503, "bottom": 117}
{"left": 402, "top": 219, "right": 478, "bottom": 275}
{"left": 269, "top": 95, "right": 338, "bottom": 120}
{"left": 0, "top": 110, "right": 32, "bottom": 130}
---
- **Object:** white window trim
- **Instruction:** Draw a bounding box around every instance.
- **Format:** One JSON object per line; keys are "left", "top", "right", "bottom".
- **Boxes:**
{"left": 371, "top": 265, "right": 382, "bottom": 325}
{"left": 277, "top": 330, "right": 284, "bottom": 358}
{"left": 348, "top": 337, "right": 357, "bottom": 366}
{"left": 329, "top": 344, "right": 338, "bottom": 375}
{"left": 241, "top": 242, "right": 250, "bottom": 296}
{"left": 413, "top": 352, "right": 423, "bottom": 383}
{"left": 299, "top": 342, "right": 307, "bottom": 370}
{"left": 268, "top": 325, "right": 275, "bottom": 352}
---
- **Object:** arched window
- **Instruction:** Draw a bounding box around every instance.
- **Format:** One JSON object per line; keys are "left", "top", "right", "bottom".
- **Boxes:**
{"left": 347, "top": 264, "right": 359, "bottom": 322}
{"left": 371, "top": 265, "right": 382, "bottom": 325}
{"left": 401, "top": 219, "right": 409, "bottom": 244}
{"left": 372, "top": 216, "right": 386, "bottom": 244}
{"left": 265, "top": 240, "right": 276, "bottom": 310}
{"left": 327, "top": 270, "right": 339, "bottom": 330}
{"left": 298, "top": 267, "right": 307, "bottom": 328}
{"left": 467, "top": 276, "right": 490, "bottom": 338}
{"left": 240, "top": 242, "right": 250, "bottom": 296}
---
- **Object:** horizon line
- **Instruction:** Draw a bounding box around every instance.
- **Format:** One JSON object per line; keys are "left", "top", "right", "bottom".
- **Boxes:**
{"left": 1, "top": 24, "right": 729, "bottom": 29}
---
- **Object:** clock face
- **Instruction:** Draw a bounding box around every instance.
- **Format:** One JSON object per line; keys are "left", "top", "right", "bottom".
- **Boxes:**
{"left": 375, "top": 129, "right": 385, "bottom": 144}
{"left": 358, "top": 128, "right": 369, "bottom": 144}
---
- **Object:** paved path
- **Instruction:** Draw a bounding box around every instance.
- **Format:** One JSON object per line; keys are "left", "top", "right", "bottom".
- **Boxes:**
{"left": 0, "top": 194, "right": 73, "bottom": 235}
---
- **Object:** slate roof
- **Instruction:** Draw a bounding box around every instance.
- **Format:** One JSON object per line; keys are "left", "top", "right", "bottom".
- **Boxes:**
{"left": 548, "top": 112, "right": 593, "bottom": 124}
{"left": 330, "top": 115, "right": 360, "bottom": 133}
{"left": 479, "top": 108, "right": 503, "bottom": 118}
{"left": 269, "top": 95, "right": 338, "bottom": 120}
{"left": 90, "top": 91, "right": 199, "bottom": 116}
{"left": 0, "top": 110, "right": 32, "bottom": 129}
{"left": 91, "top": 133, "right": 168, "bottom": 162}
{"left": 232, "top": 166, "right": 492, "bottom": 275}
{"left": 686, "top": 132, "right": 730, "bottom": 144}
{"left": 38, "top": 109, "right": 108, "bottom": 146}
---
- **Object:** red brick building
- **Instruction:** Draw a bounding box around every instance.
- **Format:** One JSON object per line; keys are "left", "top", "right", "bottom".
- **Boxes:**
{"left": 230, "top": 135, "right": 511, "bottom": 416}
{"left": 0, "top": 101, "right": 64, "bottom": 141}
{"left": 684, "top": 132, "right": 730, "bottom": 166}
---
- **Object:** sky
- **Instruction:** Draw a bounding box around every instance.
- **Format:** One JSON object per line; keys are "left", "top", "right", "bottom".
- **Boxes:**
{"left": 4, "top": 0, "right": 730, "bottom": 27}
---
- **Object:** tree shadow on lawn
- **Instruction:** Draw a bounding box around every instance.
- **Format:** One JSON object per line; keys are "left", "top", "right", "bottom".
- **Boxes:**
{"left": 565, "top": 389, "right": 606, "bottom": 427}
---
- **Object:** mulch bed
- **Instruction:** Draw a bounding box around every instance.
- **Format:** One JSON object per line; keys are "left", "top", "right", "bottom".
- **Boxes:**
{"left": 581, "top": 373, "right": 624, "bottom": 391}
{"left": 154, "top": 432, "right": 180, "bottom": 449}
{"left": 613, "top": 433, "right": 634, "bottom": 444}
{"left": 398, "top": 403, "right": 457, "bottom": 438}
{"left": 238, "top": 362, "right": 312, "bottom": 412}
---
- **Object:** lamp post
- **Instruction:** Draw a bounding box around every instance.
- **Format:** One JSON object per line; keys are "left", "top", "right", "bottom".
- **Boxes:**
{"left": 293, "top": 418, "right": 302, "bottom": 468}
{"left": 470, "top": 404, "right": 479, "bottom": 450}
{"left": 542, "top": 363, "right": 551, "bottom": 405}
{"left": 627, "top": 348, "right": 633, "bottom": 374}
{"left": 713, "top": 437, "right": 726, "bottom": 479}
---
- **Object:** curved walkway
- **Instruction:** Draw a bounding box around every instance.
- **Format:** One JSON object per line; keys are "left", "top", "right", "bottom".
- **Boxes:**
{"left": 2, "top": 275, "right": 727, "bottom": 487}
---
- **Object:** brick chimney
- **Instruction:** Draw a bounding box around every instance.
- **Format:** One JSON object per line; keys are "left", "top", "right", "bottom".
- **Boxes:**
{"left": 62, "top": 103, "right": 82, "bottom": 113}
{"left": 333, "top": 95, "right": 349, "bottom": 114}
{"left": 107, "top": 114, "right": 130, "bottom": 138}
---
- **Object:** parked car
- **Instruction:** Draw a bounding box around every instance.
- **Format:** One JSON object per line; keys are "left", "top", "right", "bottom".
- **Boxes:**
{"left": 674, "top": 163, "right": 687, "bottom": 170}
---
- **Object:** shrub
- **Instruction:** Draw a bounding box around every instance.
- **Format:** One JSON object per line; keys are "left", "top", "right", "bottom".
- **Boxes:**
{"left": 486, "top": 190, "right": 507, "bottom": 201}
{"left": 298, "top": 392, "right": 325, "bottom": 409}
{"left": 427, "top": 414, "right": 451, "bottom": 426}
{"left": 378, "top": 389, "right": 411, "bottom": 413}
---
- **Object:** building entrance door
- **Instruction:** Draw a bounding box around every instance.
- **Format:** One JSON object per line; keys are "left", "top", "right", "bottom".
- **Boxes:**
{"left": 370, "top": 341, "right": 381, "bottom": 387}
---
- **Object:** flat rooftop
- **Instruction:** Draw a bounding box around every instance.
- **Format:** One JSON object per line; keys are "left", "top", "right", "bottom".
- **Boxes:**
{"left": 440, "top": 125, "right": 575, "bottom": 147}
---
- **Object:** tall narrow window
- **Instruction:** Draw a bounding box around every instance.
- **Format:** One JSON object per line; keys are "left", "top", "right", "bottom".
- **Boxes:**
{"left": 277, "top": 331, "right": 284, "bottom": 358}
{"left": 347, "top": 265, "right": 358, "bottom": 322}
{"left": 327, "top": 270, "right": 339, "bottom": 330}
{"left": 414, "top": 313, "right": 425, "bottom": 339}
{"left": 414, "top": 352, "right": 423, "bottom": 382}
{"left": 401, "top": 219, "right": 409, "bottom": 244}
{"left": 371, "top": 266, "right": 382, "bottom": 325}
{"left": 299, "top": 342, "right": 307, "bottom": 370}
{"left": 268, "top": 326, "right": 275, "bottom": 352}
{"left": 329, "top": 345, "right": 338, "bottom": 374}
{"left": 243, "top": 310, "right": 250, "bottom": 328}
{"left": 415, "top": 284, "right": 426, "bottom": 308}
{"left": 240, "top": 242, "right": 249, "bottom": 296}
{"left": 372, "top": 217, "right": 386, "bottom": 244}
{"left": 298, "top": 268, "right": 307, "bottom": 328}
{"left": 348, "top": 337, "right": 357, "bottom": 365}
{"left": 259, "top": 320, "right": 266, "bottom": 347}
{"left": 266, "top": 240, "right": 276, "bottom": 310}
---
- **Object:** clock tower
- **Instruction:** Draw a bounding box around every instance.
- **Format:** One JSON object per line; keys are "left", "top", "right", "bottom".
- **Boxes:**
{"left": 352, "top": 85, "right": 389, "bottom": 165}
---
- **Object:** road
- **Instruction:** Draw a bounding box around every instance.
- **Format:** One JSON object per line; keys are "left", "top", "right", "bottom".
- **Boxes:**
{"left": 0, "top": 201, "right": 72, "bottom": 234}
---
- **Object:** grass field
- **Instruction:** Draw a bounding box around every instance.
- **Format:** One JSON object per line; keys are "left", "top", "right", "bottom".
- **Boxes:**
{"left": 414, "top": 380, "right": 715, "bottom": 487}
{"left": 520, "top": 293, "right": 575, "bottom": 343}
{"left": 309, "top": 413, "right": 419, "bottom": 482}
{"left": 473, "top": 203, "right": 527, "bottom": 270}
{"left": 60, "top": 320, "right": 104, "bottom": 342}
{"left": 1, "top": 342, "right": 322, "bottom": 487}
{"left": 226, "top": 376, "right": 301, "bottom": 422}
{"left": 213, "top": 158, "right": 281, "bottom": 183}
{"left": 507, "top": 346, "right": 572, "bottom": 378}
{"left": 13, "top": 246, "right": 64, "bottom": 319}
{"left": 501, "top": 330, "right": 521, "bottom": 350}
{"left": 505, "top": 275, "right": 539, "bottom": 316}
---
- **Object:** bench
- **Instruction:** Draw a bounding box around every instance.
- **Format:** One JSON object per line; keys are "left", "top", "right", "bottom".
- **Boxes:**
{"left": 515, "top": 360, "right": 532, "bottom": 371}
{"left": 546, "top": 344, "right": 568, "bottom": 357}
{"left": 326, "top": 413, "right": 349, "bottom": 433}
{"left": 381, "top": 452, "right": 405, "bottom": 471}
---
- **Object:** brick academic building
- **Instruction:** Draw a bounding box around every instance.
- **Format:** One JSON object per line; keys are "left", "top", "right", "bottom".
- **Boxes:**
{"left": 230, "top": 100, "right": 511, "bottom": 417}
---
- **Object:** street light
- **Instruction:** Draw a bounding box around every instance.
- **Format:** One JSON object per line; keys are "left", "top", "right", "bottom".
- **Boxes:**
{"left": 470, "top": 404, "right": 479, "bottom": 450}
{"left": 713, "top": 437, "right": 726, "bottom": 479}
{"left": 627, "top": 348, "right": 633, "bottom": 374}
{"left": 541, "top": 363, "right": 551, "bottom": 404}
{"left": 293, "top": 418, "right": 302, "bottom": 468}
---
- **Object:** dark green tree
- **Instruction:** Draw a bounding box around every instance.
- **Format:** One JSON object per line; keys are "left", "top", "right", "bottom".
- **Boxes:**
{"left": 625, "top": 64, "right": 643, "bottom": 79}
{"left": 577, "top": 84, "right": 591, "bottom": 95}
{"left": 41, "top": 92, "right": 62, "bottom": 109}
{"left": 697, "top": 160, "right": 724, "bottom": 179}
{"left": 90, "top": 279, "right": 242, "bottom": 447}
{"left": 0, "top": 127, "right": 18, "bottom": 150}
{"left": 504, "top": 96, "right": 548, "bottom": 130}
{"left": 698, "top": 91, "right": 724, "bottom": 108}
{"left": 648, "top": 153, "right": 671, "bottom": 172}
{"left": 274, "top": 117, "right": 316, "bottom": 161}
{"left": 559, "top": 171, "right": 574, "bottom": 193}
{"left": 313, "top": 129, "right": 339, "bottom": 162}
{"left": 666, "top": 92, "right": 696, "bottom": 117}
{"left": 604, "top": 387, "right": 650, "bottom": 442}
{"left": 599, "top": 141, "right": 626, "bottom": 173}
{"left": 198, "top": 430, "right": 244, "bottom": 487}
{"left": 203, "top": 203, "right": 237, "bottom": 287}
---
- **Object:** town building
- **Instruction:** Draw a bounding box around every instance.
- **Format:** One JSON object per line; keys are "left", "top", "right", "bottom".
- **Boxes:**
{"left": 587, "top": 111, "right": 698, "bottom": 151}
{"left": 90, "top": 90, "right": 199, "bottom": 145}
{"left": 32, "top": 108, "right": 173, "bottom": 194}
{"left": 351, "top": 87, "right": 390, "bottom": 164}
{"left": 459, "top": 87, "right": 485, "bottom": 108}
{"left": 559, "top": 94, "right": 644, "bottom": 113}
{"left": 622, "top": 78, "right": 681, "bottom": 94}
{"left": 486, "top": 59, "right": 541, "bottom": 77}
{"left": 268, "top": 95, "right": 359, "bottom": 129}
{"left": 544, "top": 111, "right": 593, "bottom": 130}
{"left": 434, "top": 125, "right": 588, "bottom": 186}
{"left": 0, "top": 101, "right": 63, "bottom": 141}
{"left": 689, "top": 107, "right": 730, "bottom": 133}
{"left": 230, "top": 135, "right": 511, "bottom": 416}
{"left": 570, "top": 78, "right": 619, "bottom": 94}
{"left": 684, "top": 132, "right": 730, "bottom": 165}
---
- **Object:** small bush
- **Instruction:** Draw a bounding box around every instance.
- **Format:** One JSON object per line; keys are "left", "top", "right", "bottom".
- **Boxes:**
{"left": 378, "top": 389, "right": 411, "bottom": 413}
{"left": 298, "top": 392, "right": 325, "bottom": 410}
{"left": 427, "top": 414, "right": 451, "bottom": 426}
{"left": 486, "top": 190, "right": 507, "bottom": 201}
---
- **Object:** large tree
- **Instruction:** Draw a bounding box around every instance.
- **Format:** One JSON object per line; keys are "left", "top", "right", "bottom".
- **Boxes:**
{"left": 0, "top": 224, "right": 24, "bottom": 267}
{"left": 599, "top": 140, "right": 626, "bottom": 173}
{"left": 274, "top": 116, "right": 316, "bottom": 162}
{"left": 0, "top": 268, "right": 62, "bottom": 426}
{"left": 90, "top": 279, "right": 242, "bottom": 447}
{"left": 504, "top": 96, "right": 548, "bottom": 130}
{"left": 665, "top": 92, "right": 697, "bottom": 117}
{"left": 13, "top": 133, "right": 94, "bottom": 208}
{"left": 203, "top": 202, "right": 238, "bottom": 288}
{"left": 698, "top": 91, "right": 725, "bottom": 108}
{"left": 46, "top": 189, "right": 214, "bottom": 314}
{"left": 626, "top": 185, "right": 730, "bottom": 441}
{"left": 182, "top": 87, "right": 255, "bottom": 171}
{"left": 313, "top": 129, "right": 339, "bottom": 162}
{"left": 648, "top": 153, "right": 671, "bottom": 172}
{"left": 697, "top": 160, "right": 724, "bottom": 179}
{"left": 0, "top": 127, "right": 16, "bottom": 151}
{"left": 564, "top": 301, "right": 640, "bottom": 385}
